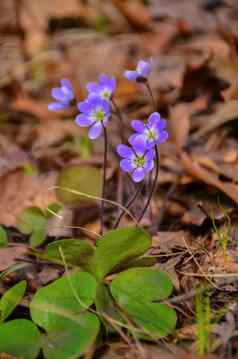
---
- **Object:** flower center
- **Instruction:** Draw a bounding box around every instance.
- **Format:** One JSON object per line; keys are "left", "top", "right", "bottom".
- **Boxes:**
{"left": 93, "top": 107, "right": 105, "bottom": 122}
{"left": 101, "top": 88, "right": 111, "bottom": 100}
{"left": 133, "top": 155, "right": 145, "bottom": 168}
{"left": 146, "top": 128, "right": 156, "bottom": 141}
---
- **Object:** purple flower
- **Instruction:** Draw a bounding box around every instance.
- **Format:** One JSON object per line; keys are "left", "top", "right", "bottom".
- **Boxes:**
{"left": 124, "top": 60, "right": 151, "bottom": 82}
{"left": 129, "top": 112, "right": 168, "bottom": 149}
{"left": 117, "top": 137, "right": 155, "bottom": 182}
{"left": 76, "top": 97, "right": 110, "bottom": 140}
{"left": 87, "top": 74, "right": 116, "bottom": 102}
{"left": 48, "top": 79, "right": 74, "bottom": 111}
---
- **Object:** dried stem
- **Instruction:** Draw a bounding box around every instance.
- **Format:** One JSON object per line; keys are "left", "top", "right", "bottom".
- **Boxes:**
{"left": 100, "top": 125, "right": 108, "bottom": 235}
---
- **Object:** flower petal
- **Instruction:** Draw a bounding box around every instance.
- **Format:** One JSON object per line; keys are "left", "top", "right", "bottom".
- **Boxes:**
{"left": 48, "top": 102, "right": 69, "bottom": 111}
{"left": 120, "top": 159, "right": 134, "bottom": 173}
{"left": 87, "top": 82, "right": 99, "bottom": 93}
{"left": 157, "top": 118, "right": 167, "bottom": 130}
{"left": 148, "top": 112, "right": 160, "bottom": 127}
{"left": 128, "top": 133, "right": 141, "bottom": 145}
{"left": 75, "top": 114, "right": 93, "bottom": 127}
{"left": 88, "top": 122, "right": 102, "bottom": 139}
{"left": 143, "top": 159, "right": 154, "bottom": 173}
{"left": 158, "top": 130, "right": 168, "bottom": 143}
{"left": 110, "top": 77, "right": 117, "bottom": 92}
{"left": 117, "top": 144, "right": 133, "bottom": 158}
{"left": 101, "top": 100, "right": 110, "bottom": 116}
{"left": 132, "top": 168, "right": 146, "bottom": 182}
{"left": 51, "top": 88, "right": 69, "bottom": 102}
{"left": 137, "top": 60, "right": 151, "bottom": 78}
{"left": 130, "top": 136, "right": 147, "bottom": 154}
{"left": 145, "top": 149, "right": 155, "bottom": 161}
{"left": 124, "top": 70, "right": 139, "bottom": 81}
{"left": 99, "top": 74, "right": 109, "bottom": 85}
{"left": 60, "top": 79, "right": 73, "bottom": 92}
{"left": 77, "top": 100, "right": 91, "bottom": 113}
{"left": 131, "top": 120, "right": 144, "bottom": 133}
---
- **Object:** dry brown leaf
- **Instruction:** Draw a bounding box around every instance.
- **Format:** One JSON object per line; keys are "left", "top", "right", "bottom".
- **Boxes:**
{"left": 0, "top": 170, "right": 57, "bottom": 227}
{"left": 181, "top": 152, "right": 238, "bottom": 205}
{"left": 194, "top": 100, "right": 238, "bottom": 138}
{"left": 169, "top": 103, "right": 190, "bottom": 148}
{"left": 169, "top": 95, "right": 208, "bottom": 148}
{"left": 0, "top": 245, "right": 28, "bottom": 272}
{"left": 12, "top": 96, "right": 58, "bottom": 121}
{"left": 150, "top": 0, "right": 216, "bottom": 32}
{"left": 152, "top": 231, "right": 189, "bottom": 252}
{"left": 102, "top": 342, "right": 188, "bottom": 359}
{"left": 111, "top": 0, "right": 152, "bottom": 31}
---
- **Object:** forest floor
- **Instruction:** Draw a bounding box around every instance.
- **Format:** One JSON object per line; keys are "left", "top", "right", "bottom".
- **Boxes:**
{"left": 1, "top": 1, "right": 238, "bottom": 358}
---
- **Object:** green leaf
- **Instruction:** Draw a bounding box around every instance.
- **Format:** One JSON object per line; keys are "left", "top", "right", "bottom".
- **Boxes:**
{"left": 88, "top": 227, "right": 152, "bottom": 280}
{"left": 0, "top": 319, "right": 41, "bottom": 359}
{"left": 110, "top": 267, "right": 176, "bottom": 338}
{"left": 30, "top": 271, "right": 97, "bottom": 330}
{"left": 17, "top": 207, "right": 47, "bottom": 234}
{"left": 45, "top": 239, "right": 95, "bottom": 267}
{"left": 0, "top": 226, "right": 8, "bottom": 248}
{"left": 113, "top": 256, "right": 157, "bottom": 273}
{"left": 30, "top": 271, "right": 99, "bottom": 358}
{"left": 42, "top": 312, "right": 99, "bottom": 359}
{"left": 30, "top": 228, "right": 47, "bottom": 247}
{"left": 0, "top": 280, "right": 26, "bottom": 322}
{"left": 110, "top": 267, "right": 173, "bottom": 302}
{"left": 17, "top": 207, "right": 48, "bottom": 247}
{"left": 57, "top": 166, "right": 102, "bottom": 204}
{"left": 95, "top": 284, "right": 122, "bottom": 330}
{"left": 120, "top": 301, "right": 176, "bottom": 338}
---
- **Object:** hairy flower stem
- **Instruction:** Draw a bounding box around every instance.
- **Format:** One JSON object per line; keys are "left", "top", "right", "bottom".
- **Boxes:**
{"left": 137, "top": 145, "right": 159, "bottom": 223}
{"left": 113, "top": 183, "right": 144, "bottom": 228}
{"left": 145, "top": 82, "right": 156, "bottom": 111}
{"left": 100, "top": 125, "right": 108, "bottom": 235}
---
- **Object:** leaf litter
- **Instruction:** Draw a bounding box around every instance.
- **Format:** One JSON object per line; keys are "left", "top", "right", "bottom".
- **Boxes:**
{"left": 1, "top": 0, "right": 238, "bottom": 358}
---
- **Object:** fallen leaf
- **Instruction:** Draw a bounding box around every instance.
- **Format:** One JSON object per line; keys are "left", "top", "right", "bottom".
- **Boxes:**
{"left": 0, "top": 170, "right": 57, "bottom": 227}
{"left": 181, "top": 152, "right": 238, "bottom": 205}
{"left": 111, "top": 0, "right": 152, "bottom": 31}
{"left": 194, "top": 100, "right": 238, "bottom": 138}
{"left": 0, "top": 245, "right": 28, "bottom": 272}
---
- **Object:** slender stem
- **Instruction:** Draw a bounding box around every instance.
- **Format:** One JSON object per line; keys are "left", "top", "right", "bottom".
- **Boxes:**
{"left": 100, "top": 125, "right": 108, "bottom": 235}
{"left": 113, "top": 183, "right": 143, "bottom": 228}
{"left": 137, "top": 146, "right": 159, "bottom": 223}
{"left": 145, "top": 82, "right": 156, "bottom": 111}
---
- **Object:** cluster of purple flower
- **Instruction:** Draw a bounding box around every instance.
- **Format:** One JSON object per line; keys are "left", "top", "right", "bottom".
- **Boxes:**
{"left": 48, "top": 60, "right": 168, "bottom": 182}
{"left": 117, "top": 112, "right": 168, "bottom": 182}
